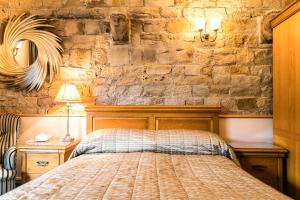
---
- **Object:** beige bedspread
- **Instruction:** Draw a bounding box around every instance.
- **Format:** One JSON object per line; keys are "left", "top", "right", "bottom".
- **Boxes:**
{"left": 1, "top": 152, "right": 290, "bottom": 200}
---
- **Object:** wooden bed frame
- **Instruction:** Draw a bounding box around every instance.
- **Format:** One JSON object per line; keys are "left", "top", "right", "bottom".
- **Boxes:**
{"left": 85, "top": 106, "right": 221, "bottom": 134}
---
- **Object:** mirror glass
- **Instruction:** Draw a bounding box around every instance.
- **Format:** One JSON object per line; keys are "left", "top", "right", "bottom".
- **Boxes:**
{"left": 14, "top": 40, "right": 38, "bottom": 66}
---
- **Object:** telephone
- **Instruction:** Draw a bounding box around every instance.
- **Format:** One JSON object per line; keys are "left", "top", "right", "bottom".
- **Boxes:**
{"left": 35, "top": 133, "right": 52, "bottom": 142}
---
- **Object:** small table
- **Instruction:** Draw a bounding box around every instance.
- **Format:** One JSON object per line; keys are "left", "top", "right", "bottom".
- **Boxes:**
{"left": 230, "top": 142, "right": 288, "bottom": 193}
{"left": 18, "top": 139, "right": 79, "bottom": 183}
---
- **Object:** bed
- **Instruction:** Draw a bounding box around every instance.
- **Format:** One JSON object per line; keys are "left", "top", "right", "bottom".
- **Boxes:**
{"left": 0, "top": 106, "right": 290, "bottom": 200}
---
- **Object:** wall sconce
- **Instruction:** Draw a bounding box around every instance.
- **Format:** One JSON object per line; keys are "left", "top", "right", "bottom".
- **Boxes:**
{"left": 195, "top": 18, "right": 221, "bottom": 42}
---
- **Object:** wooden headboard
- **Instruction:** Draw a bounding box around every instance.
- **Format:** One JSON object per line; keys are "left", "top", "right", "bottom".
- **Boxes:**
{"left": 85, "top": 106, "right": 221, "bottom": 134}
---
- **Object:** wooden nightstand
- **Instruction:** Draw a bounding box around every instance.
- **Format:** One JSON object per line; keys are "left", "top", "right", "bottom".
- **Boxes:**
{"left": 230, "top": 142, "right": 288, "bottom": 193}
{"left": 18, "top": 139, "right": 79, "bottom": 183}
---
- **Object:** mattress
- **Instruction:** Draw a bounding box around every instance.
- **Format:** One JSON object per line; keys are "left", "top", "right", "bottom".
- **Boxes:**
{"left": 0, "top": 129, "right": 291, "bottom": 199}
{"left": 1, "top": 153, "right": 290, "bottom": 200}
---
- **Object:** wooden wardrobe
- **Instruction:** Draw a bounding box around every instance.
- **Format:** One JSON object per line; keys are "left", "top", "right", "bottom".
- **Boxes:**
{"left": 272, "top": 1, "right": 300, "bottom": 198}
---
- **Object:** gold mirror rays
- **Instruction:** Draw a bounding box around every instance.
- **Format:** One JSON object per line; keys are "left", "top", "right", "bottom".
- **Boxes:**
{"left": 0, "top": 14, "right": 63, "bottom": 92}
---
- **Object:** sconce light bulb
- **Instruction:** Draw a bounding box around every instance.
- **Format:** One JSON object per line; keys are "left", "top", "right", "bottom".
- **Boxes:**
{"left": 210, "top": 18, "right": 221, "bottom": 31}
{"left": 195, "top": 18, "right": 205, "bottom": 31}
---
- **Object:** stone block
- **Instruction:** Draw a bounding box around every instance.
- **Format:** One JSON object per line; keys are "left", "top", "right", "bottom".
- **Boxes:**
{"left": 143, "top": 20, "right": 166, "bottom": 33}
{"left": 175, "top": 0, "right": 190, "bottom": 6}
{"left": 42, "top": 0, "right": 62, "bottom": 8}
{"left": 169, "top": 42, "right": 194, "bottom": 64}
{"left": 183, "top": 8, "right": 205, "bottom": 18}
{"left": 93, "top": 48, "right": 107, "bottom": 65}
{"left": 165, "top": 98, "right": 186, "bottom": 105}
{"left": 145, "top": 0, "right": 174, "bottom": 7}
{"left": 71, "top": 35, "right": 96, "bottom": 49}
{"left": 69, "top": 49, "right": 92, "bottom": 68}
{"left": 204, "top": 97, "right": 221, "bottom": 106}
{"left": 230, "top": 87, "right": 261, "bottom": 96}
{"left": 95, "top": 35, "right": 110, "bottom": 48}
{"left": 230, "top": 66, "right": 250, "bottom": 75}
{"left": 236, "top": 48, "right": 254, "bottom": 65}
{"left": 254, "top": 49, "right": 272, "bottom": 65}
{"left": 107, "top": 46, "right": 129, "bottom": 66}
{"left": 129, "top": 7, "right": 160, "bottom": 18}
{"left": 64, "top": 20, "right": 82, "bottom": 36}
{"left": 194, "top": 49, "right": 212, "bottom": 67}
{"left": 60, "top": 67, "right": 90, "bottom": 81}
{"left": 127, "top": 0, "right": 144, "bottom": 7}
{"left": 84, "top": 20, "right": 101, "bottom": 35}
{"left": 205, "top": 8, "right": 226, "bottom": 18}
{"left": 173, "top": 85, "right": 192, "bottom": 97}
{"left": 192, "top": 85, "right": 209, "bottom": 97}
{"left": 160, "top": 7, "right": 183, "bottom": 18}
{"left": 213, "top": 74, "right": 230, "bottom": 84}
{"left": 237, "top": 98, "right": 257, "bottom": 110}
{"left": 214, "top": 53, "right": 236, "bottom": 66}
{"left": 99, "top": 66, "right": 123, "bottom": 79}
{"left": 231, "top": 75, "right": 261, "bottom": 86}
{"left": 191, "top": 0, "right": 217, "bottom": 7}
{"left": 242, "top": 0, "right": 262, "bottom": 7}
{"left": 185, "top": 65, "right": 201, "bottom": 76}
{"left": 221, "top": 98, "right": 237, "bottom": 113}
{"left": 166, "top": 19, "right": 190, "bottom": 33}
{"left": 142, "top": 47, "right": 156, "bottom": 63}
{"left": 146, "top": 65, "right": 172, "bottom": 75}
{"left": 143, "top": 86, "right": 166, "bottom": 97}
{"left": 126, "top": 85, "right": 143, "bottom": 96}
{"left": 37, "top": 97, "right": 53, "bottom": 107}
{"left": 185, "top": 97, "right": 204, "bottom": 105}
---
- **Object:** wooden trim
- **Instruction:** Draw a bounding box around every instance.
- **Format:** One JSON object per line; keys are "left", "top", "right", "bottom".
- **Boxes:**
{"left": 85, "top": 105, "right": 221, "bottom": 134}
{"left": 18, "top": 114, "right": 86, "bottom": 117}
{"left": 85, "top": 105, "right": 221, "bottom": 113}
{"left": 271, "top": 0, "right": 300, "bottom": 28}
{"left": 219, "top": 114, "right": 272, "bottom": 119}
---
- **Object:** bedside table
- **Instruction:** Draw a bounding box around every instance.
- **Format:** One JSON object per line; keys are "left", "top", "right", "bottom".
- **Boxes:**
{"left": 18, "top": 139, "right": 79, "bottom": 183}
{"left": 229, "top": 142, "right": 288, "bottom": 193}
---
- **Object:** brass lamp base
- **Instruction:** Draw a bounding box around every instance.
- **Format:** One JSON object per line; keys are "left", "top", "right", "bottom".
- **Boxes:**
{"left": 62, "top": 134, "right": 74, "bottom": 143}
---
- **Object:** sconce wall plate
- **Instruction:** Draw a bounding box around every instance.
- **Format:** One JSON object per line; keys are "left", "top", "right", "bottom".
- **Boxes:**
{"left": 0, "top": 14, "right": 63, "bottom": 92}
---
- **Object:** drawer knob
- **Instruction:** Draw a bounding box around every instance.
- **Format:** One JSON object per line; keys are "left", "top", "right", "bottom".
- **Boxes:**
{"left": 36, "top": 160, "right": 49, "bottom": 167}
{"left": 252, "top": 165, "right": 268, "bottom": 171}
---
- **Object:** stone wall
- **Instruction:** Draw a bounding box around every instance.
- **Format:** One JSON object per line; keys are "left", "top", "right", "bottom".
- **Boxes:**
{"left": 0, "top": 0, "right": 289, "bottom": 114}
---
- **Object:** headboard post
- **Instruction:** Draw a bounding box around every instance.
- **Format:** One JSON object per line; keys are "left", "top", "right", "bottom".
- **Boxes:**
{"left": 85, "top": 106, "right": 221, "bottom": 134}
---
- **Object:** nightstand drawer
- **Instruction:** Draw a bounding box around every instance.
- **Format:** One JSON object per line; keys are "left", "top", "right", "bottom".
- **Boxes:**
{"left": 240, "top": 157, "right": 278, "bottom": 188}
{"left": 19, "top": 140, "right": 79, "bottom": 183}
{"left": 230, "top": 142, "right": 288, "bottom": 193}
{"left": 27, "top": 153, "right": 59, "bottom": 173}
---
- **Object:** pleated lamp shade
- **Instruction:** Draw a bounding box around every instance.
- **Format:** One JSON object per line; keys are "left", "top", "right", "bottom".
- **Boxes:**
{"left": 55, "top": 83, "right": 81, "bottom": 103}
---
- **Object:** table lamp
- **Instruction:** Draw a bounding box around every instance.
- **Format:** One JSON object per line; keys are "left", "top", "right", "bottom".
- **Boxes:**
{"left": 55, "top": 83, "right": 81, "bottom": 142}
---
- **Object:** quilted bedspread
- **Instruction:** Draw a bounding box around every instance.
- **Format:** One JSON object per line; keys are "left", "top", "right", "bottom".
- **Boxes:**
{"left": 1, "top": 153, "right": 290, "bottom": 200}
{"left": 0, "top": 129, "right": 291, "bottom": 199}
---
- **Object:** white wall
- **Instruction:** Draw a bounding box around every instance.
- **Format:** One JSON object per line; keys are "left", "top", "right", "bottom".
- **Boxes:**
{"left": 18, "top": 116, "right": 273, "bottom": 144}
{"left": 18, "top": 116, "right": 86, "bottom": 144}
{"left": 219, "top": 118, "right": 273, "bottom": 143}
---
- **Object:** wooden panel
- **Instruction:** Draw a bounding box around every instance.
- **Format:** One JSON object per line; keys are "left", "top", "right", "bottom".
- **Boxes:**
{"left": 273, "top": 4, "right": 300, "bottom": 198}
{"left": 240, "top": 157, "right": 279, "bottom": 189}
{"left": 156, "top": 118, "right": 212, "bottom": 131}
{"left": 93, "top": 117, "right": 149, "bottom": 130}
{"left": 27, "top": 153, "right": 59, "bottom": 173}
{"left": 85, "top": 106, "right": 221, "bottom": 134}
{"left": 26, "top": 173, "right": 43, "bottom": 181}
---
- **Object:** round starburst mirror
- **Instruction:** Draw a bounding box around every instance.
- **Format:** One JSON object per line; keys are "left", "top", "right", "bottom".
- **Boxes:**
{"left": 13, "top": 40, "right": 38, "bottom": 66}
{"left": 0, "top": 14, "right": 63, "bottom": 92}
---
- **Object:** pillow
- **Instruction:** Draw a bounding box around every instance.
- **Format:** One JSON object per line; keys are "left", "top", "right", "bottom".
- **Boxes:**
{"left": 69, "top": 128, "right": 236, "bottom": 162}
